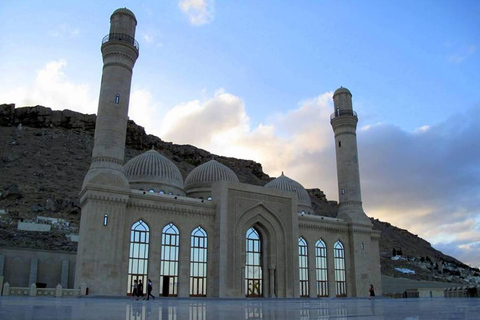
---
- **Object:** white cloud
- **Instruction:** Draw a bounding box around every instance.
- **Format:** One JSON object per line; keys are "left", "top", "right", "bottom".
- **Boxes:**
{"left": 415, "top": 125, "right": 430, "bottom": 133}
{"left": 160, "top": 90, "right": 336, "bottom": 190}
{"left": 447, "top": 45, "right": 477, "bottom": 64}
{"left": 144, "top": 34, "right": 154, "bottom": 43}
{"left": 0, "top": 60, "right": 97, "bottom": 114}
{"left": 178, "top": 0, "right": 215, "bottom": 26}
{"left": 129, "top": 88, "right": 164, "bottom": 135}
{"left": 49, "top": 23, "right": 80, "bottom": 38}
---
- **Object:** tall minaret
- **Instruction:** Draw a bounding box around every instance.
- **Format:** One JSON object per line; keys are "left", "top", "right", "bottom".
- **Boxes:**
{"left": 75, "top": 8, "right": 139, "bottom": 295}
{"left": 83, "top": 8, "right": 139, "bottom": 190}
{"left": 330, "top": 87, "right": 370, "bottom": 225}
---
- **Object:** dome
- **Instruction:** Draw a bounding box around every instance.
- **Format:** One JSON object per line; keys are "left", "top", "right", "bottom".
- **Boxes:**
{"left": 333, "top": 86, "right": 352, "bottom": 97}
{"left": 124, "top": 149, "right": 184, "bottom": 194}
{"left": 265, "top": 173, "right": 311, "bottom": 207}
{"left": 185, "top": 159, "right": 239, "bottom": 198}
{"left": 112, "top": 8, "right": 137, "bottom": 20}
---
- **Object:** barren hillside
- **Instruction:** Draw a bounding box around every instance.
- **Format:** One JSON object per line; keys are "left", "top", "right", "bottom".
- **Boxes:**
{"left": 1, "top": 104, "right": 478, "bottom": 284}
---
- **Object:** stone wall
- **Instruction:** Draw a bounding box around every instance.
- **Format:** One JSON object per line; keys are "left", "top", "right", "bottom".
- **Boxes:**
{"left": 0, "top": 248, "right": 76, "bottom": 288}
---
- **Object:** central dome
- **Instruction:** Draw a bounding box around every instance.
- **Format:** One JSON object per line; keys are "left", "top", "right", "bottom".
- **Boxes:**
{"left": 124, "top": 149, "right": 185, "bottom": 195}
{"left": 185, "top": 159, "right": 239, "bottom": 199}
{"left": 264, "top": 173, "right": 312, "bottom": 211}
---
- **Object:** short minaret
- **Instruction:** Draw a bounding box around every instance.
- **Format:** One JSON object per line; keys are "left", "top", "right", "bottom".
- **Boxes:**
{"left": 82, "top": 8, "right": 139, "bottom": 190}
{"left": 330, "top": 87, "right": 370, "bottom": 225}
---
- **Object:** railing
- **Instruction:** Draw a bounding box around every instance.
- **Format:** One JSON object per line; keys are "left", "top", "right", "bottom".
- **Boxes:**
{"left": 102, "top": 33, "right": 139, "bottom": 51}
{"left": 330, "top": 109, "right": 357, "bottom": 120}
{"left": 2, "top": 282, "right": 83, "bottom": 297}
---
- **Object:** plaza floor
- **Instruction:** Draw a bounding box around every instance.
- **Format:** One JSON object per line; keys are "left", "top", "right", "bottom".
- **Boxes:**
{"left": 0, "top": 296, "right": 479, "bottom": 320}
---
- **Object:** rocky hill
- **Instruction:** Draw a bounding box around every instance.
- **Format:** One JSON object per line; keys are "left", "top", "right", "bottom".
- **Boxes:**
{"left": 1, "top": 104, "right": 478, "bottom": 285}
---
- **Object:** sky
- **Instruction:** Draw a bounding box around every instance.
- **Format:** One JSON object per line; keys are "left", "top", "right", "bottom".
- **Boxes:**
{"left": 1, "top": 0, "right": 479, "bottom": 268}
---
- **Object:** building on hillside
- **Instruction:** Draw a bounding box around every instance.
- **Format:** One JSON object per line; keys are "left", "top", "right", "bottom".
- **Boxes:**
{"left": 74, "top": 8, "right": 381, "bottom": 298}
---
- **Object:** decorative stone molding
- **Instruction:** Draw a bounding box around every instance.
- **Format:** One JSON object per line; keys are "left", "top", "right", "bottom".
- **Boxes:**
{"left": 334, "top": 131, "right": 357, "bottom": 138}
{"left": 339, "top": 200, "right": 363, "bottom": 207}
{"left": 83, "top": 193, "right": 129, "bottom": 204}
{"left": 331, "top": 123, "right": 357, "bottom": 130}
{"left": 298, "top": 222, "right": 348, "bottom": 233}
{"left": 103, "top": 51, "right": 136, "bottom": 64}
{"left": 91, "top": 156, "right": 124, "bottom": 166}
{"left": 127, "top": 199, "right": 215, "bottom": 218}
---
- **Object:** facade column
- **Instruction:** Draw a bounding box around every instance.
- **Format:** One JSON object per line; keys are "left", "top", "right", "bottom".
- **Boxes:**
{"left": 0, "top": 254, "right": 4, "bottom": 294}
{"left": 29, "top": 257, "right": 38, "bottom": 286}
{"left": 61, "top": 260, "right": 69, "bottom": 288}
{"left": 177, "top": 229, "right": 190, "bottom": 297}
{"left": 149, "top": 227, "right": 161, "bottom": 297}
{"left": 308, "top": 241, "right": 317, "bottom": 298}
{"left": 268, "top": 264, "right": 276, "bottom": 298}
{"left": 240, "top": 266, "right": 245, "bottom": 297}
{"left": 0, "top": 254, "right": 4, "bottom": 277}
{"left": 327, "top": 243, "right": 336, "bottom": 297}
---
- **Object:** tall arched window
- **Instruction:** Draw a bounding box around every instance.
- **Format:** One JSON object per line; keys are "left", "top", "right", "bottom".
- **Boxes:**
{"left": 128, "top": 219, "right": 149, "bottom": 295}
{"left": 298, "top": 237, "right": 309, "bottom": 297}
{"left": 245, "top": 227, "right": 263, "bottom": 297}
{"left": 315, "top": 239, "right": 328, "bottom": 297}
{"left": 334, "top": 240, "right": 347, "bottom": 297}
{"left": 160, "top": 223, "right": 179, "bottom": 296}
{"left": 190, "top": 226, "right": 208, "bottom": 296}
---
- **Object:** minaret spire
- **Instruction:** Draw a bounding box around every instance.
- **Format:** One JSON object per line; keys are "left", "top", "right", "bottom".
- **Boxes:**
{"left": 82, "top": 8, "right": 139, "bottom": 190}
{"left": 330, "top": 87, "right": 370, "bottom": 225}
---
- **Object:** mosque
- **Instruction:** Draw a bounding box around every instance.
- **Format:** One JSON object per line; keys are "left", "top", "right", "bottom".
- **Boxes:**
{"left": 74, "top": 8, "right": 382, "bottom": 298}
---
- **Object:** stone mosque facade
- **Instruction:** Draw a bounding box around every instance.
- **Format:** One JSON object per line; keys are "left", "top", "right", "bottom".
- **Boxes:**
{"left": 74, "top": 8, "right": 382, "bottom": 298}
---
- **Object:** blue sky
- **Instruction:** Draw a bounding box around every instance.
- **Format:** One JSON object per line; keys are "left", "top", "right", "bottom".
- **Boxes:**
{"left": 1, "top": 1, "right": 479, "bottom": 268}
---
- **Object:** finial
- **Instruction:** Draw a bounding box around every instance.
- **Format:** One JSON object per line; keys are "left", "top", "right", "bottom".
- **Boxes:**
{"left": 281, "top": 171, "right": 284, "bottom": 176}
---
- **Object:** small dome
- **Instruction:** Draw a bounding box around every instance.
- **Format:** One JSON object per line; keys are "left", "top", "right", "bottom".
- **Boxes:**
{"left": 185, "top": 160, "right": 239, "bottom": 189}
{"left": 265, "top": 173, "right": 311, "bottom": 207}
{"left": 112, "top": 8, "right": 136, "bottom": 20}
{"left": 124, "top": 149, "right": 184, "bottom": 194}
{"left": 185, "top": 160, "right": 239, "bottom": 199}
{"left": 333, "top": 86, "right": 352, "bottom": 97}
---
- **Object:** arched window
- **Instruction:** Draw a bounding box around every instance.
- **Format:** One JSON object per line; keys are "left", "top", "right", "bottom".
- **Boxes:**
{"left": 245, "top": 227, "right": 262, "bottom": 297}
{"left": 160, "top": 223, "right": 180, "bottom": 296}
{"left": 298, "top": 237, "right": 309, "bottom": 297}
{"left": 128, "top": 219, "right": 149, "bottom": 295}
{"left": 334, "top": 240, "right": 347, "bottom": 297}
{"left": 190, "top": 226, "right": 208, "bottom": 296}
{"left": 315, "top": 239, "right": 328, "bottom": 297}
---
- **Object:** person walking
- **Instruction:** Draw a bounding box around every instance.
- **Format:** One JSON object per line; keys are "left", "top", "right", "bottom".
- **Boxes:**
{"left": 138, "top": 279, "right": 144, "bottom": 300}
{"left": 147, "top": 279, "right": 155, "bottom": 300}
{"left": 369, "top": 284, "right": 375, "bottom": 299}
{"left": 132, "top": 280, "right": 138, "bottom": 300}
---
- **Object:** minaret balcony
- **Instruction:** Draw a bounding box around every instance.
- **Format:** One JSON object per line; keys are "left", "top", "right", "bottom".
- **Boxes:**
{"left": 330, "top": 109, "right": 357, "bottom": 121}
{"left": 102, "top": 33, "right": 139, "bottom": 51}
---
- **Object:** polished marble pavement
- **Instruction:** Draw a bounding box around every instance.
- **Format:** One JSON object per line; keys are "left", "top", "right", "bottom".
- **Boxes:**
{"left": 0, "top": 296, "right": 479, "bottom": 320}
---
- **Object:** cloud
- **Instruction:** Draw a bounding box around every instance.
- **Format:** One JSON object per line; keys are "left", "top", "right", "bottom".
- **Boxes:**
{"left": 49, "top": 23, "right": 80, "bottom": 38}
{"left": 0, "top": 60, "right": 97, "bottom": 114}
{"left": 447, "top": 45, "right": 477, "bottom": 64}
{"left": 129, "top": 88, "right": 164, "bottom": 135}
{"left": 357, "top": 107, "right": 480, "bottom": 267}
{"left": 160, "top": 90, "right": 339, "bottom": 199}
{"left": 144, "top": 34, "right": 154, "bottom": 43}
{"left": 178, "top": 0, "right": 215, "bottom": 26}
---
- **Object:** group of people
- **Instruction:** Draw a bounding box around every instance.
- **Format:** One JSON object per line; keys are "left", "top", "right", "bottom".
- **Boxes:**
{"left": 132, "top": 279, "right": 155, "bottom": 300}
